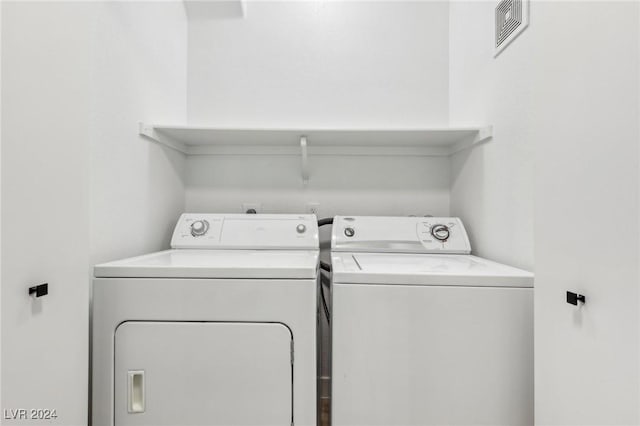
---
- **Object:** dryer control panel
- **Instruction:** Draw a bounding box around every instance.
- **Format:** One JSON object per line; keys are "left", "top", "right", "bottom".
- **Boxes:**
{"left": 171, "top": 214, "right": 319, "bottom": 250}
{"left": 331, "top": 216, "right": 471, "bottom": 254}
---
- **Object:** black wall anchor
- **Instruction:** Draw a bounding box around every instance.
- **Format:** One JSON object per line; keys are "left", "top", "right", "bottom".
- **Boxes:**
{"left": 566, "top": 291, "right": 585, "bottom": 306}
{"left": 28, "top": 283, "right": 48, "bottom": 298}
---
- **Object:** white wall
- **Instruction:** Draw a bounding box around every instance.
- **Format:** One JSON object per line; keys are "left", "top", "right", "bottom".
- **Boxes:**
{"left": 185, "top": 154, "right": 450, "bottom": 217}
{"left": 188, "top": 1, "right": 450, "bottom": 127}
{"left": 448, "top": 1, "right": 534, "bottom": 270}
{"left": 532, "top": 2, "right": 639, "bottom": 423}
{"left": 186, "top": 1, "right": 451, "bottom": 218}
{"left": 1, "top": 2, "right": 188, "bottom": 424}
{"left": 449, "top": 1, "right": 640, "bottom": 424}
{"left": 1, "top": 0, "right": 4, "bottom": 409}
{"left": 1, "top": 3, "right": 92, "bottom": 424}
{"left": 90, "top": 2, "right": 187, "bottom": 265}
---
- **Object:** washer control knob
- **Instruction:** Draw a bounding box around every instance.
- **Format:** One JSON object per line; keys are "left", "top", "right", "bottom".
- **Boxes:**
{"left": 344, "top": 227, "right": 355, "bottom": 237}
{"left": 431, "top": 224, "right": 450, "bottom": 242}
{"left": 190, "top": 220, "right": 209, "bottom": 237}
{"left": 296, "top": 224, "right": 307, "bottom": 234}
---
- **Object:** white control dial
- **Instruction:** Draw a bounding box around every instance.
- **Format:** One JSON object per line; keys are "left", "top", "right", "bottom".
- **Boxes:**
{"left": 190, "top": 220, "right": 210, "bottom": 237}
{"left": 431, "top": 224, "right": 450, "bottom": 241}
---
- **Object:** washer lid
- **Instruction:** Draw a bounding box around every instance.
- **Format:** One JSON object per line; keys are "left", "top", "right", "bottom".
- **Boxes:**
{"left": 332, "top": 252, "right": 533, "bottom": 287}
{"left": 95, "top": 249, "right": 319, "bottom": 279}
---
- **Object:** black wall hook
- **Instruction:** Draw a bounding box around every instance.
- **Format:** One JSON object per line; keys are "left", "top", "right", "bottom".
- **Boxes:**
{"left": 28, "top": 283, "right": 48, "bottom": 298}
{"left": 566, "top": 291, "right": 585, "bottom": 306}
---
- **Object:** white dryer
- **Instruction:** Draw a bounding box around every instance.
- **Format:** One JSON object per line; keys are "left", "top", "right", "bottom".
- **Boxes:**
{"left": 92, "top": 214, "right": 319, "bottom": 426}
{"left": 331, "top": 216, "right": 534, "bottom": 426}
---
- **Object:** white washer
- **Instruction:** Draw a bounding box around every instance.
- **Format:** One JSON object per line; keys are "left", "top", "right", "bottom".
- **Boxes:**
{"left": 92, "top": 214, "right": 319, "bottom": 426}
{"left": 331, "top": 216, "right": 534, "bottom": 426}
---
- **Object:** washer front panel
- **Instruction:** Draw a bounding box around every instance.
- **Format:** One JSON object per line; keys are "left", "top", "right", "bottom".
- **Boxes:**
{"left": 331, "top": 282, "right": 534, "bottom": 426}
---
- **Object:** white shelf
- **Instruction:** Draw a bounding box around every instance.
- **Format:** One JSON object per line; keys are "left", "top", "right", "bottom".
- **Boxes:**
{"left": 139, "top": 123, "right": 493, "bottom": 185}
{"left": 139, "top": 123, "right": 493, "bottom": 157}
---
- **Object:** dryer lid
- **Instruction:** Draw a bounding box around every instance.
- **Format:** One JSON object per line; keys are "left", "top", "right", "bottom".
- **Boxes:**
{"left": 94, "top": 249, "right": 319, "bottom": 279}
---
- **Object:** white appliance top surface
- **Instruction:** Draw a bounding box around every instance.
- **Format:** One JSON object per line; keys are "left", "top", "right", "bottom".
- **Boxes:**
{"left": 95, "top": 249, "right": 319, "bottom": 279}
{"left": 332, "top": 252, "right": 533, "bottom": 287}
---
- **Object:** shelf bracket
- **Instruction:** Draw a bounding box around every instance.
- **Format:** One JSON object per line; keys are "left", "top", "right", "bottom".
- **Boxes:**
{"left": 449, "top": 125, "right": 494, "bottom": 155}
{"left": 138, "top": 122, "right": 188, "bottom": 154}
{"left": 300, "top": 136, "right": 309, "bottom": 185}
{"left": 474, "top": 125, "right": 493, "bottom": 145}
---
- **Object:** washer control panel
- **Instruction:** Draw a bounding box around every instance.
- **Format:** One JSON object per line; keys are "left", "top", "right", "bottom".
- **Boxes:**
{"left": 171, "top": 214, "right": 319, "bottom": 249}
{"left": 332, "top": 216, "right": 471, "bottom": 254}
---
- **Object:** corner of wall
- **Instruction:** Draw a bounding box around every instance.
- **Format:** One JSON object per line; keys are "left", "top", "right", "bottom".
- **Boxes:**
{"left": 89, "top": 2, "right": 189, "bottom": 265}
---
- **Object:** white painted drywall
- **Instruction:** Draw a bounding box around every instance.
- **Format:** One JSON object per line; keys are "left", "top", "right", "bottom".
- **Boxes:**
{"left": 1, "top": 3, "right": 92, "bottom": 424}
{"left": 0, "top": 0, "right": 4, "bottom": 409}
{"left": 187, "top": 1, "right": 449, "bottom": 127}
{"left": 185, "top": 0, "right": 451, "bottom": 218}
{"left": 448, "top": 1, "right": 534, "bottom": 270}
{"left": 1, "top": 2, "right": 188, "bottom": 424}
{"left": 185, "top": 154, "right": 450, "bottom": 217}
{"left": 183, "top": 0, "right": 245, "bottom": 20}
{"left": 89, "top": 2, "right": 187, "bottom": 265}
{"left": 449, "top": 1, "right": 640, "bottom": 424}
{"left": 531, "top": 2, "right": 639, "bottom": 423}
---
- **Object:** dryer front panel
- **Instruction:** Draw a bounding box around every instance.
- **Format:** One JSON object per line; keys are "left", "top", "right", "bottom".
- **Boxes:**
{"left": 114, "top": 321, "right": 292, "bottom": 426}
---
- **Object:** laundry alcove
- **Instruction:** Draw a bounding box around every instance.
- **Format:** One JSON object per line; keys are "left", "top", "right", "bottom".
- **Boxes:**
{"left": 138, "top": 123, "right": 493, "bottom": 216}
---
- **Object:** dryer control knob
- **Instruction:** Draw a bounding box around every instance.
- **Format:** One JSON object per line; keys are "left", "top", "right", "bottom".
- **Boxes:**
{"left": 344, "top": 227, "right": 355, "bottom": 237}
{"left": 190, "top": 220, "right": 209, "bottom": 237}
{"left": 431, "top": 224, "right": 450, "bottom": 241}
{"left": 296, "top": 224, "right": 307, "bottom": 234}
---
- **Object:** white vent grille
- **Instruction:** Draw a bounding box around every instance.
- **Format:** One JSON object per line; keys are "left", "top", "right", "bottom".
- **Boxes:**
{"left": 495, "top": 0, "right": 529, "bottom": 56}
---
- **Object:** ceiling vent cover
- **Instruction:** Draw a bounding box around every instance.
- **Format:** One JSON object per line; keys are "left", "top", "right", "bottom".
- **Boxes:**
{"left": 495, "top": 0, "right": 529, "bottom": 56}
